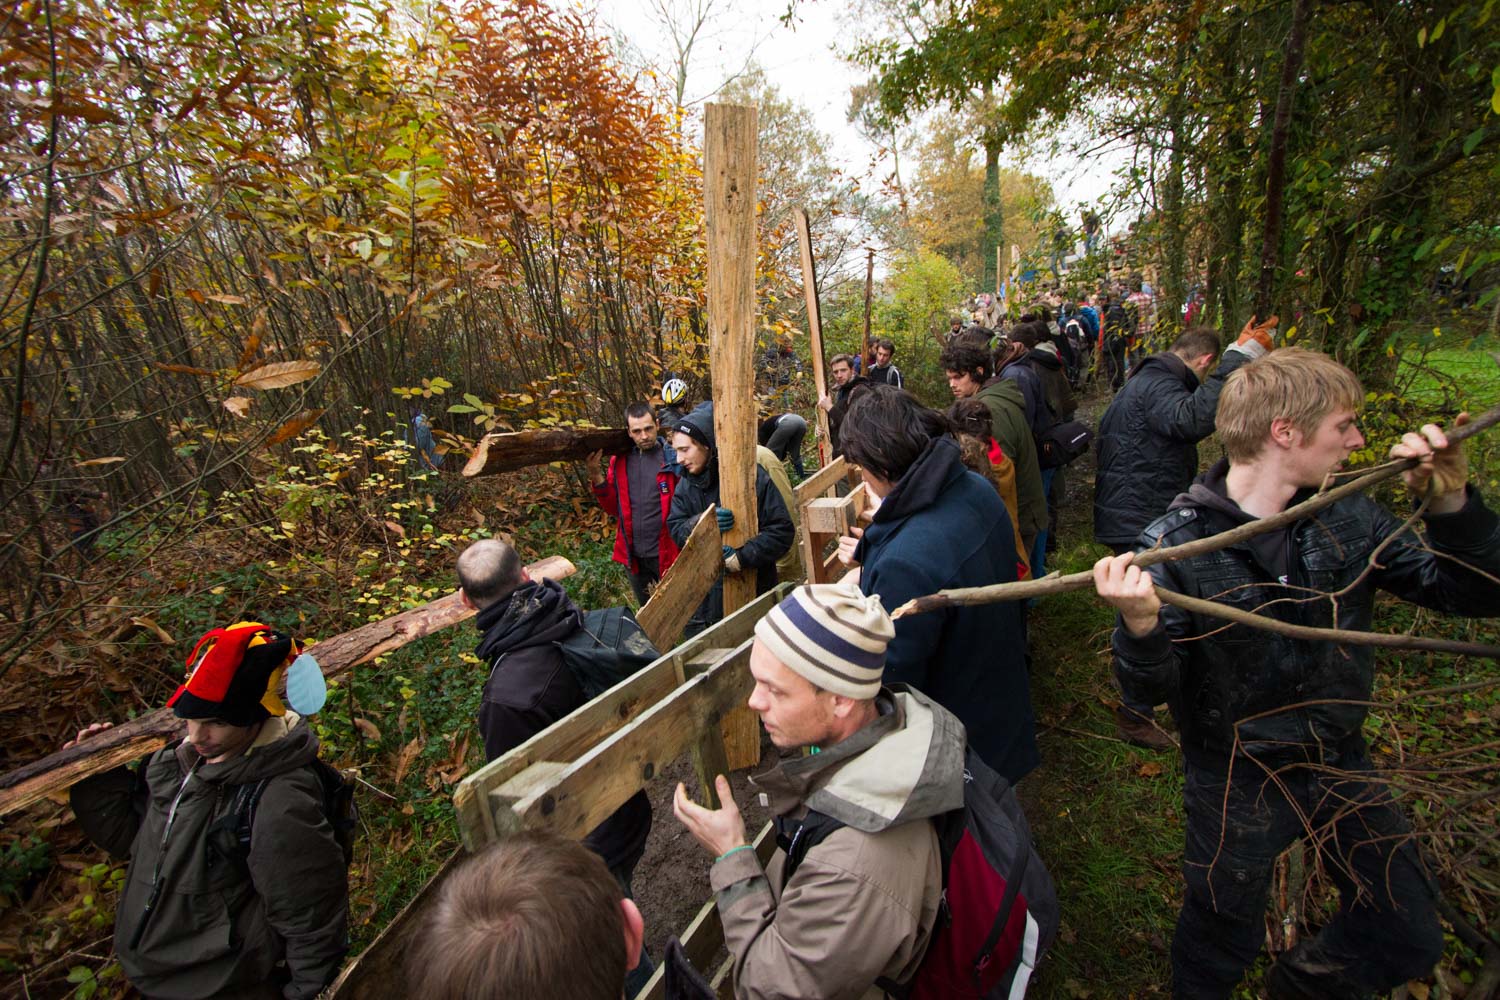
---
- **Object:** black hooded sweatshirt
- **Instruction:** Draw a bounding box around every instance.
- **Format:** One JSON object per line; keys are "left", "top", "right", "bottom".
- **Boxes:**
{"left": 474, "top": 578, "right": 651, "bottom": 872}
{"left": 667, "top": 404, "right": 794, "bottom": 628}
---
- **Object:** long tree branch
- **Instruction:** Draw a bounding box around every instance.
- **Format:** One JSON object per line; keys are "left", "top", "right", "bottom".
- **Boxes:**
{"left": 893, "top": 400, "right": 1500, "bottom": 629}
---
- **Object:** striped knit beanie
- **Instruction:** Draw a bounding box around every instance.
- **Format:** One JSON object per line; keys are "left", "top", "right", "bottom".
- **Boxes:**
{"left": 753, "top": 583, "right": 895, "bottom": 699}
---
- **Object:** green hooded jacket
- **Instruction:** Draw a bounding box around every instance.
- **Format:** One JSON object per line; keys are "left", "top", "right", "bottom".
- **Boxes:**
{"left": 71, "top": 714, "right": 348, "bottom": 1000}
{"left": 976, "top": 377, "right": 1048, "bottom": 545}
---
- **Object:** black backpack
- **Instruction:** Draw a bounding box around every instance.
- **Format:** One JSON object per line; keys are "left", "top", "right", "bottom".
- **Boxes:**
{"left": 1036, "top": 420, "right": 1093, "bottom": 469}
{"left": 557, "top": 606, "right": 660, "bottom": 700}
{"left": 219, "top": 757, "right": 359, "bottom": 867}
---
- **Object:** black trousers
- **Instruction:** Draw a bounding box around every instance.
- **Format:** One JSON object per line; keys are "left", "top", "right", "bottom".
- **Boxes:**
{"left": 1172, "top": 748, "right": 1442, "bottom": 999}
{"left": 627, "top": 555, "right": 660, "bottom": 607}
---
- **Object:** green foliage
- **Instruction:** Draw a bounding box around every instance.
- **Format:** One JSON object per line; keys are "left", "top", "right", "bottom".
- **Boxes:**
{"left": 0, "top": 837, "right": 50, "bottom": 902}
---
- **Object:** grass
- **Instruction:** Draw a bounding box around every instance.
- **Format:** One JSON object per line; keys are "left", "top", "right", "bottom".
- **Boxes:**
{"left": 1020, "top": 538, "right": 1183, "bottom": 998}
{"left": 1398, "top": 342, "right": 1500, "bottom": 411}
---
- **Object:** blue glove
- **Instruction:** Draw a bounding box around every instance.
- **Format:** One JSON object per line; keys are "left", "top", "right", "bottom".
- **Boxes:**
{"left": 716, "top": 507, "right": 735, "bottom": 532}
{"left": 722, "top": 545, "right": 741, "bottom": 574}
{"left": 722, "top": 544, "right": 735, "bottom": 560}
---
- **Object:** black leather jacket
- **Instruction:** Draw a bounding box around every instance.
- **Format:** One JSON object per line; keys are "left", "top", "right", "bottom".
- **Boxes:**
{"left": 1114, "top": 468, "right": 1500, "bottom": 764}
{"left": 1093, "top": 350, "right": 1249, "bottom": 546}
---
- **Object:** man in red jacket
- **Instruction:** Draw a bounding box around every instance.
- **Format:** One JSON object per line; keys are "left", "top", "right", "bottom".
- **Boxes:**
{"left": 588, "top": 403, "right": 683, "bottom": 606}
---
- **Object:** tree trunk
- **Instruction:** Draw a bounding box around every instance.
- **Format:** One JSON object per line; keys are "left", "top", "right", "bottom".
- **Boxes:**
{"left": 1254, "top": 0, "right": 1311, "bottom": 320}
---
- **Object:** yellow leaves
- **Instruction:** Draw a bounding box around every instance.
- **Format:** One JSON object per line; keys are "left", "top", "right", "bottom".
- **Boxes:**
{"left": 222, "top": 396, "right": 252, "bottom": 418}
{"left": 156, "top": 363, "right": 218, "bottom": 376}
{"left": 1137, "top": 761, "right": 1164, "bottom": 778}
{"left": 76, "top": 456, "right": 125, "bottom": 466}
{"left": 234, "top": 360, "right": 322, "bottom": 390}
{"left": 353, "top": 718, "right": 383, "bottom": 742}
{"left": 265, "top": 408, "right": 326, "bottom": 445}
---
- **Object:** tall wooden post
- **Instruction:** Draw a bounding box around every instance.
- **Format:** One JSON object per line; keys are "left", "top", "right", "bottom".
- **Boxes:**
{"left": 861, "top": 248, "right": 875, "bottom": 367}
{"left": 705, "top": 103, "right": 762, "bottom": 770}
{"left": 795, "top": 209, "right": 830, "bottom": 468}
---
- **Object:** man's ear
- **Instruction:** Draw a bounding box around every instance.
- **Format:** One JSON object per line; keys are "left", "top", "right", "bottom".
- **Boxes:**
{"left": 458, "top": 588, "right": 476, "bottom": 610}
{"left": 620, "top": 897, "right": 645, "bottom": 971}
{"left": 520, "top": 568, "right": 531, "bottom": 583}
{"left": 1269, "top": 417, "right": 1298, "bottom": 450}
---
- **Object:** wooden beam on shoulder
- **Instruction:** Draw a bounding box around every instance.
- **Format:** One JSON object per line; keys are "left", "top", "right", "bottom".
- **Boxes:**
{"left": 462, "top": 427, "right": 630, "bottom": 478}
{"left": 0, "top": 556, "right": 576, "bottom": 817}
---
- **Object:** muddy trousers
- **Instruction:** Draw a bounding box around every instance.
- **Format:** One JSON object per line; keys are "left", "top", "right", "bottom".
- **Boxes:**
{"left": 1172, "top": 749, "right": 1443, "bottom": 999}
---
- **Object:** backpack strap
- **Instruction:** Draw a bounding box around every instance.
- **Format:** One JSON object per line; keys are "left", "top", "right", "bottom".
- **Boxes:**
{"left": 233, "top": 777, "right": 272, "bottom": 859}
{"left": 774, "top": 810, "right": 846, "bottom": 885}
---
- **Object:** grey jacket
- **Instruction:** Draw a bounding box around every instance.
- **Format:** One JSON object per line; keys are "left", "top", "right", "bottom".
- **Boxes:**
{"left": 710, "top": 689, "right": 966, "bottom": 999}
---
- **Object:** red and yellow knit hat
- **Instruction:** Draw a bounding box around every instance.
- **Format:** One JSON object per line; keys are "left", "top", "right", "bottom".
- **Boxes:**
{"left": 167, "top": 622, "right": 299, "bottom": 726}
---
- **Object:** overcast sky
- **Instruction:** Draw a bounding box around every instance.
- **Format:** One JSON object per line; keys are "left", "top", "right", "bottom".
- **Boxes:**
{"left": 593, "top": 0, "right": 1130, "bottom": 232}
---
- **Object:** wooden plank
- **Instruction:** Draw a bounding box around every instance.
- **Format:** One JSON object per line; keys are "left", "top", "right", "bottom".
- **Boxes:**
{"left": 636, "top": 508, "right": 719, "bottom": 652}
{"left": 326, "top": 849, "right": 465, "bottom": 999}
{"left": 804, "top": 495, "right": 857, "bottom": 535}
{"left": 454, "top": 584, "right": 792, "bottom": 850}
{"left": 494, "top": 639, "right": 757, "bottom": 844}
{"left": 0, "top": 556, "right": 576, "bottom": 817}
{"left": 792, "top": 456, "right": 847, "bottom": 509}
{"left": 638, "top": 821, "right": 777, "bottom": 1000}
{"left": 462, "top": 426, "right": 630, "bottom": 477}
{"left": 705, "top": 102, "right": 762, "bottom": 772}
{"left": 794, "top": 208, "right": 831, "bottom": 468}
{"left": 705, "top": 102, "right": 759, "bottom": 619}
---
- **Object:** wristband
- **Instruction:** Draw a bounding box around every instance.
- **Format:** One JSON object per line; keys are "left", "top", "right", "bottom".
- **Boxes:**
{"left": 716, "top": 844, "right": 753, "bottom": 863}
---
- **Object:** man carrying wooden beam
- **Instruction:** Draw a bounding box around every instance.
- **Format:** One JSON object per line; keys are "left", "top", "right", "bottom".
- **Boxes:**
{"left": 456, "top": 539, "right": 655, "bottom": 992}
{"left": 68, "top": 623, "right": 350, "bottom": 1000}
{"left": 586, "top": 402, "right": 684, "bottom": 607}
{"left": 667, "top": 404, "right": 793, "bottom": 637}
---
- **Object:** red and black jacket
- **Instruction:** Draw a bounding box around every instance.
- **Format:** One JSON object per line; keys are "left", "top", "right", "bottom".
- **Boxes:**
{"left": 592, "top": 438, "right": 682, "bottom": 574}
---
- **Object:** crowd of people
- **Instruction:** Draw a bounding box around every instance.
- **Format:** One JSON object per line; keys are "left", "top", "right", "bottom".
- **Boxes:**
{"left": 60, "top": 297, "right": 1500, "bottom": 1000}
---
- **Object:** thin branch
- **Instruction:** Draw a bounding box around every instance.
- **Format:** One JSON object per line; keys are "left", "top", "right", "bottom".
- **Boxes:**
{"left": 893, "top": 399, "right": 1500, "bottom": 622}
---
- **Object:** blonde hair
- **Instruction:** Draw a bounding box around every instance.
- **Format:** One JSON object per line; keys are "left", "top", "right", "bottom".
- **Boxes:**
{"left": 1216, "top": 347, "right": 1364, "bottom": 463}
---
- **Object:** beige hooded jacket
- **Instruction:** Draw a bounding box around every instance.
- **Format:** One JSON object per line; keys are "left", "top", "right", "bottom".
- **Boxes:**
{"left": 710, "top": 687, "right": 967, "bottom": 1000}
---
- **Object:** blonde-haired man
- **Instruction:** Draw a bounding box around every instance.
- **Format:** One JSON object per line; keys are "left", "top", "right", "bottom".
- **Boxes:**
{"left": 1093, "top": 347, "right": 1500, "bottom": 999}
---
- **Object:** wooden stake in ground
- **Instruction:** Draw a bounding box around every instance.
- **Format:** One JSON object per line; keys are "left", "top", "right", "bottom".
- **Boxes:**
{"left": 463, "top": 427, "right": 630, "bottom": 478}
{"left": 704, "top": 102, "right": 762, "bottom": 771}
{"left": 794, "top": 209, "right": 831, "bottom": 468}
{"left": 0, "top": 556, "right": 577, "bottom": 817}
{"left": 862, "top": 247, "right": 875, "bottom": 367}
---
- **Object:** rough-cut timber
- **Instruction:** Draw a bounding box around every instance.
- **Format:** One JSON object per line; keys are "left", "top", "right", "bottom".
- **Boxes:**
{"left": 795, "top": 208, "right": 831, "bottom": 468}
{"left": 636, "top": 508, "right": 720, "bottom": 652}
{"left": 462, "top": 427, "right": 630, "bottom": 478}
{"left": 0, "top": 556, "right": 576, "bottom": 817}
{"left": 704, "top": 102, "right": 762, "bottom": 771}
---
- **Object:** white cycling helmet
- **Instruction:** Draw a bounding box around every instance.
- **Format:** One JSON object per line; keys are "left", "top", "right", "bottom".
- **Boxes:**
{"left": 661, "top": 378, "right": 687, "bottom": 405}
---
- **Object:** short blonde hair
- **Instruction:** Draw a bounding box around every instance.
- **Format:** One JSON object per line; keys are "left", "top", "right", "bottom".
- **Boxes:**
{"left": 1216, "top": 347, "right": 1364, "bottom": 463}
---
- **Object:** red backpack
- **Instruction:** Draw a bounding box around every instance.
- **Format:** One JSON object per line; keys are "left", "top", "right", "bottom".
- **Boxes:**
{"left": 778, "top": 748, "right": 1058, "bottom": 997}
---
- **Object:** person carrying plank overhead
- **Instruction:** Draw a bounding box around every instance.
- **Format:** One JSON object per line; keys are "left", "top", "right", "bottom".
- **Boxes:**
{"left": 456, "top": 538, "right": 655, "bottom": 994}
{"left": 68, "top": 623, "right": 349, "bottom": 1000}
{"left": 1093, "top": 348, "right": 1500, "bottom": 1000}
{"left": 667, "top": 403, "right": 794, "bottom": 636}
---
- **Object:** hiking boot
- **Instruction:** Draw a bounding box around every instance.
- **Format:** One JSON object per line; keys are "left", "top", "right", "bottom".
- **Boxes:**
{"left": 1115, "top": 705, "right": 1175, "bottom": 750}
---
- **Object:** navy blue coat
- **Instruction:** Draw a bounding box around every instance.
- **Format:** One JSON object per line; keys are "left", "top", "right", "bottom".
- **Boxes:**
{"left": 854, "top": 436, "right": 1039, "bottom": 783}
